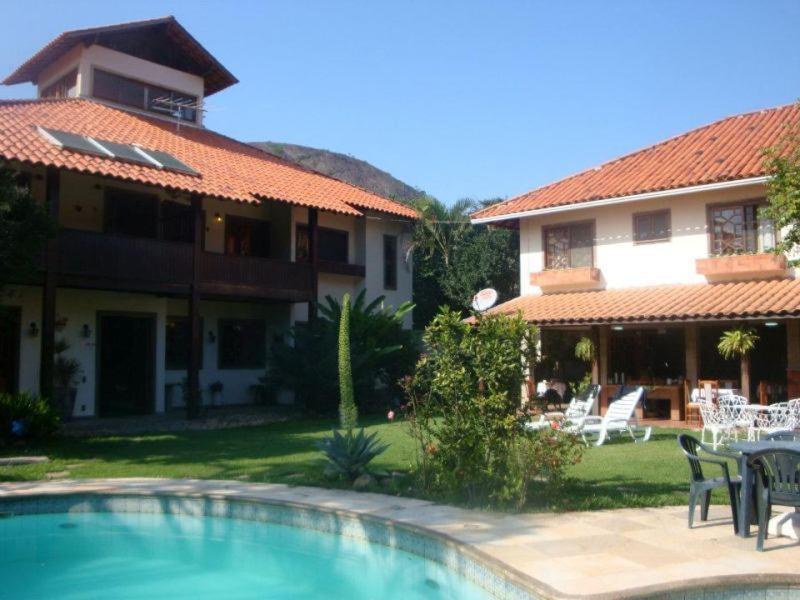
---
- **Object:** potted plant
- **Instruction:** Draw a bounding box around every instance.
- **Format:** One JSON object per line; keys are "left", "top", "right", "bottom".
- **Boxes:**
{"left": 209, "top": 381, "right": 224, "bottom": 406}
{"left": 717, "top": 326, "right": 759, "bottom": 400}
{"left": 53, "top": 338, "right": 82, "bottom": 421}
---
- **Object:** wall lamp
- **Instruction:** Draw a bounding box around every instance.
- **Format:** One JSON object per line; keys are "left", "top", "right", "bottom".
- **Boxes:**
{"left": 214, "top": 212, "right": 223, "bottom": 223}
{"left": 28, "top": 322, "right": 39, "bottom": 337}
{"left": 81, "top": 324, "right": 92, "bottom": 338}
{"left": 207, "top": 331, "right": 216, "bottom": 344}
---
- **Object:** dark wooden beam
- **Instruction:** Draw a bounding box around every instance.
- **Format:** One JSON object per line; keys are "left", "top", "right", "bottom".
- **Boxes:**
{"left": 40, "top": 168, "right": 60, "bottom": 400}
{"left": 307, "top": 208, "right": 319, "bottom": 324}
{"left": 186, "top": 194, "right": 203, "bottom": 418}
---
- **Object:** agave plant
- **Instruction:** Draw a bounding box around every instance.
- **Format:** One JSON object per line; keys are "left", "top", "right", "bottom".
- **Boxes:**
{"left": 315, "top": 428, "right": 388, "bottom": 480}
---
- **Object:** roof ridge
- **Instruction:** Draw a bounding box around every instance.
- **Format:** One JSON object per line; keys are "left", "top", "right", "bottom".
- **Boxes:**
{"left": 473, "top": 102, "right": 798, "bottom": 218}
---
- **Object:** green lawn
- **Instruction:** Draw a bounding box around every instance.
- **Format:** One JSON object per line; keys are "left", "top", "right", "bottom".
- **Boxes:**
{"left": 0, "top": 418, "right": 709, "bottom": 512}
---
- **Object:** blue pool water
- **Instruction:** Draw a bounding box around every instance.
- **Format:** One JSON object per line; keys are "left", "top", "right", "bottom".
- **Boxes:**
{"left": 0, "top": 511, "right": 492, "bottom": 599}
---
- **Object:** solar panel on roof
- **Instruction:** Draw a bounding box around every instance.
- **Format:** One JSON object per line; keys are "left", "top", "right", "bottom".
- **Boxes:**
{"left": 95, "top": 139, "right": 157, "bottom": 167}
{"left": 139, "top": 148, "right": 199, "bottom": 176}
{"left": 38, "top": 127, "right": 111, "bottom": 157}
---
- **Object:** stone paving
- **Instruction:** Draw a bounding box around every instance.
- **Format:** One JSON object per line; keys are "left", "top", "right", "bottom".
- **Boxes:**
{"left": 0, "top": 478, "right": 799, "bottom": 598}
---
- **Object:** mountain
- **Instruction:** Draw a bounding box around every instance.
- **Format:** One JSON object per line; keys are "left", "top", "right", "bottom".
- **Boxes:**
{"left": 250, "top": 141, "right": 421, "bottom": 204}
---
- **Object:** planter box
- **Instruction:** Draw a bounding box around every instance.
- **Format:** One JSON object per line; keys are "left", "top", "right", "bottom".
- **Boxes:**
{"left": 529, "top": 267, "right": 602, "bottom": 293}
{"left": 695, "top": 253, "right": 788, "bottom": 282}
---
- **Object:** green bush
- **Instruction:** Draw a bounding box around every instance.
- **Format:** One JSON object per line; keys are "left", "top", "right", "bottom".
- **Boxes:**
{"left": 265, "top": 290, "right": 417, "bottom": 415}
{"left": 0, "top": 392, "right": 60, "bottom": 446}
{"left": 403, "top": 308, "right": 582, "bottom": 508}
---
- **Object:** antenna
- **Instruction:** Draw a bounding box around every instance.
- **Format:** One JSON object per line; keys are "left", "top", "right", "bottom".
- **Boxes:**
{"left": 150, "top": 95, "right": 207, "bottom": 130}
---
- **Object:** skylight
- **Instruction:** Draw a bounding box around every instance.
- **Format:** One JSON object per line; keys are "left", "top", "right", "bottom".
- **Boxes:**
{"left": 37, "top": 127, "right": 200, "bottom": 176}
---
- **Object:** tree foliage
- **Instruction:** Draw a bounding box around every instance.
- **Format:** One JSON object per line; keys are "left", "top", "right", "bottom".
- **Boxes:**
{"left": 0, "top": 168, "right": 56, "bottom": 290}
{"left": 265, "top": 290, "right": 417, "bottom": 414}
{"left": 761, "top": 101, "right": 800, "bottom": 261}
{"left": 409, "top": 195, "right": 519, "bottom": 328}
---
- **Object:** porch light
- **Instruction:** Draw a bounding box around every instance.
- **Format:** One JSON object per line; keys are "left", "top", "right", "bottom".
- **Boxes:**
{"left": 28, "top": 322, "right": 39, "bottom": 337}
{"left": 612, "top": 325, "right": 624, "bottom": 331}
{"left": 214, "top": 212, "right": 223, "bottom": 223}
{"left": 764, "top": 321, "right": 779, "bottom": 328}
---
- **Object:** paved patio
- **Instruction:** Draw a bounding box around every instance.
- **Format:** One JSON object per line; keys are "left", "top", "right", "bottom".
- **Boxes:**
{"left": 0, "top": 479, "right": 798, "bottom": 599}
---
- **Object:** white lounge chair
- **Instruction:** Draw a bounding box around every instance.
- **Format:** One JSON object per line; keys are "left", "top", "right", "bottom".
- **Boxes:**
{"left": 525, "top": 384, "right": 601, "bottom": 432}
{"left": 579, "top": 387, "right": 651, "bottom": 447}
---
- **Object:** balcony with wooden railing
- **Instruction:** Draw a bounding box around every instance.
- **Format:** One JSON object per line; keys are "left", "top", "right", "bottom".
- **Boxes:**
{"left": 55, "top": 229, "right": 313, "bottom": 302}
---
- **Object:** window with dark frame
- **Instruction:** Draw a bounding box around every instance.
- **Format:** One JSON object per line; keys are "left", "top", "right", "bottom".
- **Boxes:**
{"left": 41, "top": 69, "right": 78, "bottom": 99}
{"left": 225, "top": 216, "right": 271, "bottom": 258}
{"left": 633, "top": 210, "right": 671, "bottom": 243}
{"left": 383, "top": 234, "right": 398, "bottom": 290}
{"left": 92, "top": 69, "right": 198, "bottom": 123}
{"left": 709, "top": 201, "right": 775, "bottom": 256}
{"left": 165, "top": 316, "right": 203, "bottom": 370}
{"left": 544, "top": 222, "right": 594, "bottom": 270}
{"left": 104, "top": 187, "right": 159, "bottom": 239}
{"left": 218, "top": 319, "right": 267, "bottom": 369}
{"left": 295, "top": 225, "right": 349, "bottom": 263}
{"left": 161, "top": 201, "right": 195, "bottom": 244}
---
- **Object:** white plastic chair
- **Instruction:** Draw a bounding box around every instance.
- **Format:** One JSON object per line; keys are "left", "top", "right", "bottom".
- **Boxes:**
{"left": 748, "top": 403, "right": 795, "bottom": 441}
{"left": 563, "top": 384, "right": 601, "bottom": 429}
{"left": 579, "top": 387, "right": 650, "bottom": 447}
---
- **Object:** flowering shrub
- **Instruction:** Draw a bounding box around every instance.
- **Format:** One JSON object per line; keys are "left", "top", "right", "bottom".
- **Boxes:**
{"left": 402, "top": 308, "right": 582, "bottom": 508}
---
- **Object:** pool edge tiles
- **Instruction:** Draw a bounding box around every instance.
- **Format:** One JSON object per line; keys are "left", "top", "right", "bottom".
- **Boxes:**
{"left": 0, "top": 493, "right": 539, "bottom": 600}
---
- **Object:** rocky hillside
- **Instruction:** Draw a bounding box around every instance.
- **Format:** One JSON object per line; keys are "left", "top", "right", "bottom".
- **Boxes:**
{"left": 251, "top": 141, "right": 421, "bottom": 203}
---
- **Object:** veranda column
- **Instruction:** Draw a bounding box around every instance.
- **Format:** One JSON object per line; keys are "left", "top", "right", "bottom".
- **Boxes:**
{"left": 596, "top": 325, "right": 609, "bottom": 415}
{"left": 39, "top": 167, "right": 60, "bottom": 399}
{"left": 186, "top": 194, "right": 203, "bottom": 418}
{"left": 307, "top": 208, "right": 319, "bottom": 324}
{"left": 786, "top": 319, "right": 800, "bottom": 398}
{"left": 684, "top": 323, "right": 699, "bottom": 422}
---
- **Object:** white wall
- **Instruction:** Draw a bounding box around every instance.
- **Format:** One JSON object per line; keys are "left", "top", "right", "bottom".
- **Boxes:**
{"left": 520, "top": 182, "right": 773, "bottom": 295}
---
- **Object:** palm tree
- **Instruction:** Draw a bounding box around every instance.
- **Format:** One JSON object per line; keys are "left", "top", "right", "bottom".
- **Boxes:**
{"left": 408, "top": 195, "right": 475, "bottom": 266}
{"left": 717, "top": 326, "right": 759, "bottom": 399}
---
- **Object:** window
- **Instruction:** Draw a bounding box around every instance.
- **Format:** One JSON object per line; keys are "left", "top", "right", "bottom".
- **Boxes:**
{"left": 104, "top": 188, "right": 159, "bottom": 238}
{"left": 633, "top": 210, "right": 671, "bottom": 244}
{"left": 218, "top": 319, "right": 266, "bottom": 369}
{"left": 41, "top": 69, "right": 78, "bottom": 99}
{"left": 295, "top": 225, "right": 349, "bottom": 263}
{"left": 709, "top": 202, "right": 775, "bottom": 256}
{"left": 161, "top": 201, "right": 196, "bottom": 244}
{"left": 383, "top": 234, "right": 398, "bottom": 290}
{"left": 165, "top": 316, "right": 203, "bottom": 370}
{"left": 92, "top": 69, "right": 198, "bottom": 123}
{"left": 225, "top": 216, "right": 271, "bottom": 258}
{"left": 544, "top": 222, "right": 594, "bottom": 269}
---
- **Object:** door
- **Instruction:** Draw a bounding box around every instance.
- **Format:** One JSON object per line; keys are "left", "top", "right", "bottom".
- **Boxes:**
{"left": 0, "top": 308, "right": 21, "bottom": 393}
{"left": 97, "top": 313, "right": 155, "bottom": 417}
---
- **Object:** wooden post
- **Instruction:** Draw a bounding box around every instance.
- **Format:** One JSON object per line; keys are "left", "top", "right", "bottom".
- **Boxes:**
{"left": 684, "top": 323, "right": 699, "bottom": 422}
{"left": 186, "top": 195, "right": 203, "bottom": 419}
{"left": 39, "top": 168, "right": 59, "bottom": 400}
{"left": 596, "top": 325, "right": 609, "bottom": 415}
{"left": 308, "top": 208, "right": 319, "bottom": 324}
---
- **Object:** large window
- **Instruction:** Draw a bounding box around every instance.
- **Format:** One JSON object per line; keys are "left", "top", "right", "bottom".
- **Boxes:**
{"left": 225, "top": 216, "right": 271, "bottom": 258}
{"left": 218, "top": 319, "right": 266, "bottom": 369}
{"left": 709, "top": 202, "right": 775, "bottom": 256}
{"left": 165, "top": 316, "right": 203, "bottom": 370}
{"left": 295, "top": 225, "right": 349, "bottom": 263}
{"left": 383, "top": 234, "right": 398, "bottom": 290}
{"left": 92, "top": 69, "right": 198, "bottom": 123}
{"left": 544, "top": 222, "right": 594, "bottom": 269}
{"left": 104, "top": 188, "right": 159, "bottom": 239}
{"left": 633, "top": 210, "right": 671, "bottom": 244}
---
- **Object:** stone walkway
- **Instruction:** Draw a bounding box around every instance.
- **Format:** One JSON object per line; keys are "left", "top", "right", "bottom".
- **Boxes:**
{"left": 0, "top": 479, "right": 798, "bottom": 599}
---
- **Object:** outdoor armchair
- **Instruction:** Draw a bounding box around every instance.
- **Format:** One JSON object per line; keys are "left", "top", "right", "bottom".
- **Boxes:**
{"left": 677, "top": 433, "right": 741, "bottom": 533}
{"left": 747, "top": 448, "right": 800, "bottom": 551}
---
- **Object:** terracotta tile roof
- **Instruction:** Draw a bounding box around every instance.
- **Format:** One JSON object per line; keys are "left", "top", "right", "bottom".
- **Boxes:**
{"left": 473, "top": 103, "right": 800, "bottom": 221}
{"left": 486, "top": 279, "right": 800, "bottom": 325}
{"left": 0, "top": 98, "right": 417, "bottom": 219}
{"left": 2, "top": 16, "right": 238, "bottom": 96}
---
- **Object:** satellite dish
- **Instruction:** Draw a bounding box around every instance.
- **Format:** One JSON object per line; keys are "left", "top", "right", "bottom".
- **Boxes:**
{"left": 471, "top": 288, "right": 498, "bottom": 312}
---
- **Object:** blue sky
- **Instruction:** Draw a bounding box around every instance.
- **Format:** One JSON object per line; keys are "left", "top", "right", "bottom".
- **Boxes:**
{"left": 1, "top": 1, "right": 798, "bottom": 204}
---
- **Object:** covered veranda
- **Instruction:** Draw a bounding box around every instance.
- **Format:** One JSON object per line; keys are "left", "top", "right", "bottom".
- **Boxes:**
{"left": 493, "top": 278, "right": 800, "bottom": 422}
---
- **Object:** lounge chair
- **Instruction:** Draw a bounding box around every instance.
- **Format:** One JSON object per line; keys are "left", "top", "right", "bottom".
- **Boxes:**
{"left": 525, "top": 384, "right": 601, "bottom": 432}
{"left": 578, "top": 386, "right": 651, "bottom": 447}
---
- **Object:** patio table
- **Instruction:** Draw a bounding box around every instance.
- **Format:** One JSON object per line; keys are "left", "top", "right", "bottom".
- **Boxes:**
{"left": 729, "top": 440, "right": 800, "bottom": 537}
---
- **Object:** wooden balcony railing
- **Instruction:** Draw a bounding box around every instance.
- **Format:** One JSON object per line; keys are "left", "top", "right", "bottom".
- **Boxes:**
{"left": 56, "top": 229, "right": 313, "bottom": 301}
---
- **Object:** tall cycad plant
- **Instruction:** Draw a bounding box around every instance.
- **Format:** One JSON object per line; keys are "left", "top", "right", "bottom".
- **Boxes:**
{"left": 718, "top": 326, "right": 759, "bottom": 399}
{"left": 316, "top": 293, "right": 387, "bottom": 483}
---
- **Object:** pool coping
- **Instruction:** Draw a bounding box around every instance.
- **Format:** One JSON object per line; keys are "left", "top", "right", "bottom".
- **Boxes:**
{"left": 0, "top": 479, "right": 798, "bottom": 600}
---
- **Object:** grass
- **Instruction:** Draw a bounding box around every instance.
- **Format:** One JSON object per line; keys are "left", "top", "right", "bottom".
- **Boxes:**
{"left": 0, "top": 417, "right": 711, "bottom": 512}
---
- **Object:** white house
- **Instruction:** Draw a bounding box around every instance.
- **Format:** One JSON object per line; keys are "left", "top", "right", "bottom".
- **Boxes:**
{"left": 0, "top": 17, "right": 415, "bottom": 417}
{"left": 472, "top": 103, "right": 800, "bottom": 420}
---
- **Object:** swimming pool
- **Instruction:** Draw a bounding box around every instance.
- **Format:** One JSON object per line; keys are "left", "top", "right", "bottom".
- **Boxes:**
{"left": 0, "top": 496, "right": 519, "bottom": 599}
